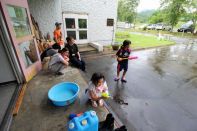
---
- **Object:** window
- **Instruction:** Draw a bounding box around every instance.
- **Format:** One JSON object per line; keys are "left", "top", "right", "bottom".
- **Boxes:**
{"left": 7, "top": 5, "right": 31, "bottom": 38}
{"left": 65, "top": 18, "right": 75, "bottom": 29}
{"left": 79, "top": 31, "right": 87, "bottom": 39}
{"left": 67, "top": 31, "right": 76, "bottom": 39}
{"left": 78, "top": 19, "right": 87, "bottom": 28}
{"left": 107, "top": 19, "right": 114, "bottom": 26}
{"left": 18, "top": 40, "right": 38, "bottom": 67}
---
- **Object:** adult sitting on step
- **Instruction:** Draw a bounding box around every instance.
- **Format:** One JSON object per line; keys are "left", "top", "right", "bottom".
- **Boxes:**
{"left": 65, "top": 36, "right": 86, "bottom": 71}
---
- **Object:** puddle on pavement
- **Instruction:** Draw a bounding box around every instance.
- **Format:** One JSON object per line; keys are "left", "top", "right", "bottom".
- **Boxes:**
{"left": 147, "top": 47, "right": 170, "bottom": 77}
{"left": 152, "top": 64, "right": 165, "bottom": 77}
{"left": 184, "top": 75, "right": 197, "bottom": 87}
{"left": 146, "top": 43, "right": 197, "bottom": 77}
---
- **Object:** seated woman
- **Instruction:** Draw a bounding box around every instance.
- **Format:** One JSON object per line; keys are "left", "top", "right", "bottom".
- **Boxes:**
{"left": 48, "top": 48, "right": 69, "bottom": 75}
{"left": 87, "top": 73, "right": 109, "bottom": 107}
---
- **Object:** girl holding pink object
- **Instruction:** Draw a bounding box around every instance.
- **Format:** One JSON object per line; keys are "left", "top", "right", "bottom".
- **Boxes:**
{"left": 87, "top": 73, "right": 109, "bottom": 107}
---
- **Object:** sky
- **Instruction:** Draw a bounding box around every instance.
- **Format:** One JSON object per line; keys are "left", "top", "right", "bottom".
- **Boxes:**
{"left": 137, "top": 0, "right": 161, "bottom": 12}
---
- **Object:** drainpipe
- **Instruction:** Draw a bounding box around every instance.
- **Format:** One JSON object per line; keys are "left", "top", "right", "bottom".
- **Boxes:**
{"left": 112, "top": 22, "right": 115, "bottom": 45}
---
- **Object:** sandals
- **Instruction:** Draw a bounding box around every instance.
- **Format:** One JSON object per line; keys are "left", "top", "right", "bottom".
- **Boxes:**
{"left": 56, "top": 72, "right": 64, "bottom": 75}
{"left": 91, "top": 99, "right": 104, "bottom": 107}
{"left": 121, "top": 79, "right": 127, "bottom": 83}
{"left": 114, "top": 78, "right": 120, "bottom": 81}
{"left": 114, "top": 77, "right": 127, "bottom": 83}
{"left": 91, "top": 101, "right": 98, "bottom": 107}
{"left": 98, "top": 99, "right": 104, "bottom": 107}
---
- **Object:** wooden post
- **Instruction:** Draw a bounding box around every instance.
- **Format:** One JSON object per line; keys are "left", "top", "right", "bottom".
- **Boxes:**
{"left": 13, "top": 83, "right": 27, "bottom": 116}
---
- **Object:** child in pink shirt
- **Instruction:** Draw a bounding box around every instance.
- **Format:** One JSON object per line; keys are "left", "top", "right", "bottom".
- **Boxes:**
{"left": 87, "top": 73, "right": 108, "bottom": 107}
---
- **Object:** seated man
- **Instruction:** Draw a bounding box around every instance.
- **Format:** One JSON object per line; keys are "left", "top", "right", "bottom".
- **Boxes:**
{"left": 48, "top": 48, "right": 69, "bottom": 75}
{"left": 65, "top": 36, "right": 86, "bottom": 71}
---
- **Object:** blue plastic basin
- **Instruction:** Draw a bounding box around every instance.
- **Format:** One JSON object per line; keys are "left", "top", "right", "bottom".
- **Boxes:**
{"left": 48, "top": 82, "right": 80, "bottom": 106}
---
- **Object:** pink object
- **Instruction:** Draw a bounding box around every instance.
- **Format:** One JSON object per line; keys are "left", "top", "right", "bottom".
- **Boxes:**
{"left": 97, "top": 85, "right": 104, "bottom": 92}
{"left": 97, "top": 85, "right": 107, "bottom": 92}
{"left": 128, "top": 56, "right": 138, "bottom": 60}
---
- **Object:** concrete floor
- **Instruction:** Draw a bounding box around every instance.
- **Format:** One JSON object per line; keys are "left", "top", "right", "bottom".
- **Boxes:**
{"left": 84, "top": 43, "right": 197, "bottom": 131}
{"left": 10, "top": 67, "right": 108, "bottom": 131}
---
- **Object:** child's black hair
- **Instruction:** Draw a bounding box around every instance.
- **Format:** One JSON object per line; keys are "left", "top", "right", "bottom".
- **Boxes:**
{"left": 122, "top": 40, "right": 131, "bottom": 48}
{"left": 66, "top": 36, "right": 74, "bottom": 42}
{"left": 52, "top": 43, "right": 61, "bottom": 50}
{"left": 91, "top": 73, "right": 105, "bottom": 86}
{"left": 59, "top": 47, "right": 69, "bottom": 54}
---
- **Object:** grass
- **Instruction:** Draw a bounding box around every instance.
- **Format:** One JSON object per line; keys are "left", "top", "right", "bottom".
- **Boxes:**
{"left": 130, "top": 21, "right": 197, "bottom": 38}
{"left": 123, "top": 28, "right": 197, "bottom": 38}
{"left": 114, "top": 31, "right": 175, "bottom": 49}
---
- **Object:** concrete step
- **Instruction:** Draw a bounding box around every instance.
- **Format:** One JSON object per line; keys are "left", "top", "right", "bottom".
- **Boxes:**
{"left": 78, "top": 44, "right": 99, "bottom": 57}
{"left": 78, "top": 45, "right": 97, "bottom": 52}
{"left": 79, "top": 45, "right": 114, "bottom": 59}
{"left": 81, "top": 51, "right": 115, "bottom": 60}
{"left": 81, "top": 51, "right": 101, "bottom": 58}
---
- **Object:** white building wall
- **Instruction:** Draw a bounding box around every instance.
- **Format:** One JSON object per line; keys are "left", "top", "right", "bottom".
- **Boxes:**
{"left": 28, "top": 0, "right": 62, "bottom": 38}
{"left": 61, "top": 0, "right": 117, "bottom": 45}
{"left": 28, "top": 0, "right": 117, "bottom": 46}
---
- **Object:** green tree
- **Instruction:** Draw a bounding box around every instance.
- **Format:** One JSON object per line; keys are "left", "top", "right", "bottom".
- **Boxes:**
{"left": 136, "top": 10, "right": 155, "bottom": 23}
{"left": 161, "top": 0, "right": 186, "bottom": 31}
{"left": 161, "top": 0, "right": 197, "bottom": 33}
{"left": 184, "top": 0, "right": 197, "bottom": 33}
{"left": 118, "top": 0, "right": 139, "bottom": 23}
{"left": 148, "top": 10, "right": 166, "bottom": 24}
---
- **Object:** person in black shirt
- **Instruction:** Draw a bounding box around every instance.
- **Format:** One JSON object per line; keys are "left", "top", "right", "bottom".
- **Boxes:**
{"left": 65, "top": 36, "right": 86, "bottom": 71}
{"left": 114, "top": 40, "right": 131, "bottom": 83}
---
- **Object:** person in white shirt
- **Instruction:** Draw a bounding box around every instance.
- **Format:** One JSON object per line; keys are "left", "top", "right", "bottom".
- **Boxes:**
{"left": 87, "top": 73, "right": 109, "bottom": 107}
{"left": 48, "top": 48, "right": 69, "bottom": 75}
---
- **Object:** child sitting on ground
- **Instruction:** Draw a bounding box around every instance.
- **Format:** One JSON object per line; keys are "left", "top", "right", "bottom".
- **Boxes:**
{"left": 87, "top": 73, "right": 109, "bottom": 107}
{"left": 114, "top": 40, "right": 131, "bottom": 83}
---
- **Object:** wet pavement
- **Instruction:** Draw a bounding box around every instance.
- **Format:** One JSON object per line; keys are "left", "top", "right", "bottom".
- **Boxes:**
{"left": 84, "top": 43, "right": 197, "bottom": 131}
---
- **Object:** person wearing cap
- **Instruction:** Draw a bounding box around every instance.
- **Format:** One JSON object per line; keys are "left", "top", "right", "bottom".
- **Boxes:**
{"left": 53, "top": 22, "right": 64, "bottom": 47}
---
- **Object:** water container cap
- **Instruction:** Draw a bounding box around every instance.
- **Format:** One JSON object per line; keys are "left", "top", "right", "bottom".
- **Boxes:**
{"left": 69, "top": 123, "right": 75, "bottom": 129}
{"left": 90, "top": 111, "right": 96, "bottom": 117}
{"left": 82, "top": 120, "right": 87, "bottom": 126}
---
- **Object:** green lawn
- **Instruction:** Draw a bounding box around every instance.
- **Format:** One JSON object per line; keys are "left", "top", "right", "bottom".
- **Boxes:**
{"left": 126, "top": 28, "right": 197, "bottom": 38}
{"left": 115, "top": 31, "right": 175, "bottom": 49}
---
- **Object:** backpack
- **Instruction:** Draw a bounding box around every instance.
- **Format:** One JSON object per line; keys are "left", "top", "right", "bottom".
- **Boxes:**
{"left": 40, "top": 47, "right": 52, "bottom": 61}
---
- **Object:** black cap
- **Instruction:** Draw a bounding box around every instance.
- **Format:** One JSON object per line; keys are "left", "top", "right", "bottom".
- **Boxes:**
{"left": 55, "top": 22, "right": 62, "bottom": 26}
